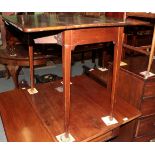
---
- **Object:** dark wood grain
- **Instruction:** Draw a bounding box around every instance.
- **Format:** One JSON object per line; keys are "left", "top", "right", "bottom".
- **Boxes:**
{"left": 135, "top": 115, "right": 155, "bottom": 137}
{"left": 0, "top": 75, "right": 141, "bottom": 142}
{"left": 134, "top": 134, "right": 155, "bottom": 142}
{"left": 0, "top": 90, "right": 52, "bottom": 142}
{"left": 0, "top": 44, "right": 53, "bottom": 88}
{"left": 141, "top": 98, "right": 155, "bottom": 117}
{"left": 113, "top": 55, "right": 155, "bottom": 141}
{"left": 1, "top": 13, "right": 146, "bottom": 140}
{"left": 127, "top": 12, "right": 155, "bottom": 19}
{"left": 144, "top": 80, "right": 155, "bottom": 98}
{"left": 28, "top": 45, "right": 34, "bottom": 89}
{"left": 83, "top": 66, "right": 109, "bottom": 87}
{"left": 84, "top": 55, "right": 155, "bottom": 142}
{"left": 23, "top": 75, "right": 140, "bottom": 142}
{"left": 2, "top": 14, "right": 149, "bottom": 33}
{"left": 62, "top": 30, "right": 72, "bottom": 138}
{"left": 121, "top": 55, "right": 155, "bottom": 79}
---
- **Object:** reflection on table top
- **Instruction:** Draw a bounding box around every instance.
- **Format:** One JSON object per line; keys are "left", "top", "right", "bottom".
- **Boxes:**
{"left": 2, "top": 14, "right": 150, "bottom": 32}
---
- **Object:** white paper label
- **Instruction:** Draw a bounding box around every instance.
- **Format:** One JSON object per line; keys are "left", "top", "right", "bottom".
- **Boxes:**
{"left": 101, "top": 116, "right": 118, "bottom": 126}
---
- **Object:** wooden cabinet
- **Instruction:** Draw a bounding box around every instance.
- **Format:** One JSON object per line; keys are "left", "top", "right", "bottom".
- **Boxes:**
{"left": 114, "top": 56, "right": 155, "bottom": 141}
{"left": 84, "top": 55, "right": 155, "bottom": 141}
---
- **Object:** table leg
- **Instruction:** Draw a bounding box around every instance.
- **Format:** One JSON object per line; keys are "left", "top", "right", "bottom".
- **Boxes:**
{"left": 7, "top": 65, "right": 19, "bottom": 88}
{"left": 62, "top": 31, "right": 72, "bottom": 140}
{"left": 110, "top": 27, "right": 124, "bottom": 119}
{"left": 27, "top": 45, "right": 38, "bottom": 95}
{"left": 146, "top": 26, "right": 155, "bottom": 75}
{"left": 29, "top": 46, "right": 34, "bottom": 89}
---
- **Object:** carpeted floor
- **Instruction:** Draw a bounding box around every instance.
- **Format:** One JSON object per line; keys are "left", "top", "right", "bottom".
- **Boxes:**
{"left": 0, "top": 59, "right": 98, "bottom": 93}
{"left": 0, "top": 116, "right": 7, "bottom": 142}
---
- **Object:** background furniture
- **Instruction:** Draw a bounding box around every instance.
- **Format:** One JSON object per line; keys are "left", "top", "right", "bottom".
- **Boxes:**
{"left": 114, "top": 55, "right": 155, "bottom": 141}
{"left": 2, "top": 13, "right": 147, "bottom": 141}
{"left": 123, "top": 13, "right": 154, "bottom": 57}
{"left": 83, "top": 55, "right": 155, "bottom": 142}
{"left": 0, "top": 13, "right": 57, "bottom": 88}
{"left": 0, "top": 44, "right": 53, "bottom": 88}
{"left": 83, "top": 12, "right": 155, "bottom": 141}
{"left": 0, "top": 12, "right": 114, "bottom": 89}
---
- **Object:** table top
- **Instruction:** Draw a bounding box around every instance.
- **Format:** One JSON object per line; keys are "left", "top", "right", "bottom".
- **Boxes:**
{"left": 127, "top": 12, "right": 155, "bottom": 19}
{"left": 0, "top": 75, "right": 141, "bottom": 142}
{"left": 121, "top": 55, "right": 155, "bottom": 80}
{"left": 0, "top": 44, "right": 52, "bottom": 60}
{"left": 2, "top": 14, "right": 150, "bottom": 33}
{"left": 0, "top": 89, "right": 53, "bottom": 142}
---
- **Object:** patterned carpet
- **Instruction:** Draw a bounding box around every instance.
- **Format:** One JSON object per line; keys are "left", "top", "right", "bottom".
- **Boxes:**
{"left": 0, "top": 116, "right": 7, "bottom": 142}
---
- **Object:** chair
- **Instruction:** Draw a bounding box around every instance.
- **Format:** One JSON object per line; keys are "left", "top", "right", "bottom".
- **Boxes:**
{"left": 122, "top": 12, "right": 155, "bottom": 79}
{"left": 123, "top": 12, "right": 154, "bottom": 58}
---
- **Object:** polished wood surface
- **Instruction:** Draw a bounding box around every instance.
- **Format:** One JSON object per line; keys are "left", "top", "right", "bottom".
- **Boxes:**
{"left": 83, "top": 55, "right": 155, "bottom": 142}
{"left": 0, "top": 44, "right": 52, "bottom": 88}
{"left": 62, "top": 30, "right": 72, "bottom": 137}
{"left": 135, "top": 115, "right": 155, "bottom": 137}
{"left": 28, "top": 45, "right": 34, "bottom": 89}
{"left": 83, "top": 66, "right": 109, "bottom": 87}
{"left": 110, "top": 27, "right": 124, "bottom": 119}
{"left": 127, "top": 12, "right": 155, "bottom": 19}
{"left": 124, "top": 25, "right": 155, "bottom": 77}
{"left": 123, "top": 44, "right": 150, "bottom": 55}
{"left": 0, "top": 75, "right": 141, "bottom": 142}
{"left": 61, "top": 26, "right": 125, "bottom": 136}
{"left": 147, "top": 26, "right": 155, "bottom": 73}
{"left": 0, "top": 44, "right": 52, "bottom": 62}
{"left": 121, "top": 55, "right": 155, "bottom": 78}
{"left": 2, "top": 13, "right": 148, "bottom": 140}
{"left": 141, "top": 98, "right": 155, "bottom": 117}
{"left": 0, "top": 90, "right": 52, "bottom": 142}
{"left": 2, "top": 14, "right": 149, "bottom": 32}
{"left": 115, "top": 56, "right": 155, "bottom": 141}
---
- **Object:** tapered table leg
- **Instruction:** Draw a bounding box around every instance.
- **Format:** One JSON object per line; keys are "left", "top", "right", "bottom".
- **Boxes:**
{"left": 110, "top": 27, "right": 124, "bottom": 119}
{"left": 62, "top": 31, "right": 72, "bottom": 140}
{"left": 55, "top": 30, "right": 76, "bottom": 142}
{"left": 146, "top": 26, "right": 155, "bottom": 75}
{"left": 7, "top": 65, "right": 19, "bottom": 88}
{"left": 29, "top": 46, "right": 34, "bottom": 89}
{"left": 27, "top": 45, "right": 38, "bottom": 94}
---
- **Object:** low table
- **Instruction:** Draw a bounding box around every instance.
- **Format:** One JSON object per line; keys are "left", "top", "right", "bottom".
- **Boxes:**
{"left": 0, "top": 75, "right": 141, "bottom": 142}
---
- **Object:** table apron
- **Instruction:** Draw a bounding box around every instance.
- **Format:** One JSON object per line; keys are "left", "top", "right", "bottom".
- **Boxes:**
{"left": 66, "top": 27, "right": 120, "bottom": 50}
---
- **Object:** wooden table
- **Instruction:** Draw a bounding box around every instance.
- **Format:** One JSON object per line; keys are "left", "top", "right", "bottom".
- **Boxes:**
{"left": 0, "top": 75, "right": 141, "bottom": 141}
{"left": 2, "top": 14, "right": 148, "bottom": 141}
{"left": 0, "top": 44, "right": 53, "bottom": 88}
{"left": 127, "top": 12, "right": 155, "bottom": 19}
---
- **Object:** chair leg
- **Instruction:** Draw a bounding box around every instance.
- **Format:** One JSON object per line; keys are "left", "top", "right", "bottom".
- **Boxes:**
{"left": 7, "top": 65, "right": 20, "bottom": 88}
{"left": 92, "top": 50, "right": 96, "bottom": 63}
{"left": 0, "top": 65, "right": 10, "bottom": 79}
{"left": 81, "top": 52, "right": 85, "bottom": 64}
{"left": 98, "top": 49, "right": 104, "bottom": 67}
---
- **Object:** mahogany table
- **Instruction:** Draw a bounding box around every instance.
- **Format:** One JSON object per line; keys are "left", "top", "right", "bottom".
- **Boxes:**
{"left": 2, "top": 14, "right": 149, "bottom": 141}
{"left": 0, "top": 75, "right": 141, "bottom": 141}
{"left": 0, "top": 44, "right": 53, "bottom": 88}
